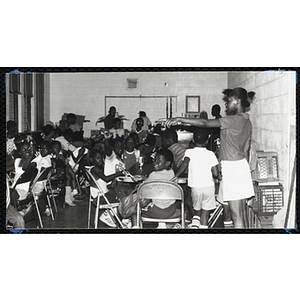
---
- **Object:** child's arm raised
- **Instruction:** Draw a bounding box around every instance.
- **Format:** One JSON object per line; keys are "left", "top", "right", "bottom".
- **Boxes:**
{"left": 103, "top": 132, "right": 113, "bottom": 157}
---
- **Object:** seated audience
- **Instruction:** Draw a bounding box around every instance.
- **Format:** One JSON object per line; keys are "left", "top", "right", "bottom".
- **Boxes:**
{"left": 174, "top": 128, "right": 219, "bottom": 228}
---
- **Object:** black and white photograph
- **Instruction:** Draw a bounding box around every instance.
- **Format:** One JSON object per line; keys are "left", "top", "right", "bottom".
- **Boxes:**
{"left": 4, "top": 70, "right": 296, "bottom": 231}
{"left": 1, "top": 2, "right": 299, "bottom": 300}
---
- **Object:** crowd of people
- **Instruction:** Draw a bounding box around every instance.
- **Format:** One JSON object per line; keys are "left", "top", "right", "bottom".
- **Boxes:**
{"left": 6, "top": 87, "right": 255, "bottom": 229}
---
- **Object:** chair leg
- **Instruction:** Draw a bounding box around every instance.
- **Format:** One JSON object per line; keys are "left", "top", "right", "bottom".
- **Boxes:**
{"left": 137, "top": 201, "right": 140, "bottom": 229}
{"left": 48, "top": 181, "right": 58, "bottom": 213}
{"left": 94, "top": 196, "right": 100, "bottom": 229}
{"left": 75, "top": 175, "right": 82, "bottom": 194}
{"left": 32, "top": 194, "right": 43, "bottom": 228}
{"left": 88, "top": 196, "right": 92, "bottom": 229}
{"left": 181, "top": 202, "right": 185, "bottom": 228}
{"left": 46, "top": 194, "right": 55, "bottom": 221}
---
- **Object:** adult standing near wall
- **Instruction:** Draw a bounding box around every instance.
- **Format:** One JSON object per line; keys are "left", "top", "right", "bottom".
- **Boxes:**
{"left": 166, "top": 87, "right": 255, "bottom": 228}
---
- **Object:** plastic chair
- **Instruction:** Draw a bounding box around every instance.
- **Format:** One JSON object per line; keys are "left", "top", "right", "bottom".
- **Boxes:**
{"left": 84, "top": 167, "right": 125, "bottom": 229}
{"left": 136, "top": 180, "right": 185, "bottom": 229}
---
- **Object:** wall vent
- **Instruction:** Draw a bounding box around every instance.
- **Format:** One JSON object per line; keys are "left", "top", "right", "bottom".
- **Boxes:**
{"left": 127, "top": 78, "right": 138, "bottom": 88}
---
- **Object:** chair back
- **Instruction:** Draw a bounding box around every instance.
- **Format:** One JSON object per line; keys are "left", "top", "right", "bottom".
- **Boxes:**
{"left": 12, "top": 167, "right": 38, "bottom": 189}
{"left": 30, "top": 167, "right": 54, "bottom": 190}
{"left": 84, "top": 166, "right": 106, "bottom": 195}
{"left": 137, "top": 180, "right": 184, "bottom": 202}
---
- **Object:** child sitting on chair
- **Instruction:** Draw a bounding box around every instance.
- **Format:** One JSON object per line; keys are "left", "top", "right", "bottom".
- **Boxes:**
{"left": 123, "top": 135, "right": 140, "bottom": 170}
{"left": 89, "top": 149, "right": 124, "bottom": 227}
{"left": 128, "top": 149, "right": 178, "bottom": 228}
{"left": 174, "top": 128, "right": 219, "bottom": 228}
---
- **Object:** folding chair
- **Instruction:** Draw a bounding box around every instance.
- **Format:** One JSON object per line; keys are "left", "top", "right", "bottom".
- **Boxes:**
{"left": 29, "top": 167, "right": 55, "bottom": 228}
{"left": 136, "top": 180, "right": 185, "bottom": 229}
{"left": 84, "top": 167, "right": 125, "bottom": 229}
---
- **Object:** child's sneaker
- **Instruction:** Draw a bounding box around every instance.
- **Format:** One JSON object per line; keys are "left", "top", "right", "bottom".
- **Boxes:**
{"left": 188, "top": 216, "right": 201, "bottom": 228}
{"left": 122, "top": 218, "right": 132, "bottom": 229}
{"left": 172, "top": 223, "right": 182, "bottom": 229}
{"left": 99, "top": 210, "right": 117, "bottom": 228}
{"left": 43, "top": 207, "right": 51, "bottom": 217}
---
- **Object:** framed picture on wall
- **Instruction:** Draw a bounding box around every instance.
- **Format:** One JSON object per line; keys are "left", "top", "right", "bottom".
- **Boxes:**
{"left": 186, "top": 96, "right": 200, "bottom": 113}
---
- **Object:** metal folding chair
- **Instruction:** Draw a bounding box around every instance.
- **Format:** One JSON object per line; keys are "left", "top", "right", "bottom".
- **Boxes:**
{"left": 84, "top": 166, "right": 125, "bottom": 229}
{"left": 136, "top": 180, "right": 185, "bottom": 229}
{"left": 29, "top": 167, "right": 55, "bottom": 228}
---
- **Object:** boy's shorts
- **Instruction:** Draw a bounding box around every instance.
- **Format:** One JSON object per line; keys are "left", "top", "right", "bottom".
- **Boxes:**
{"left": 191, "top": 186, "right": 216, "bottom": 211}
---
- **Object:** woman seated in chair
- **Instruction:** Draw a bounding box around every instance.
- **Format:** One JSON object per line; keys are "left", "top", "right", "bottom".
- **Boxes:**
{"left": 11, "top": 142, "right": 38, "bottom": 217}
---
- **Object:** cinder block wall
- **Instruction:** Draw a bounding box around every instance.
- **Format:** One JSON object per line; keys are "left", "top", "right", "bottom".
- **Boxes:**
{"left": 228, "top": 71, "right": 296, "bottom": 228}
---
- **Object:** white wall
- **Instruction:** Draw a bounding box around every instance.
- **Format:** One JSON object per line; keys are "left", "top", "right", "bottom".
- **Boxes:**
{"left": 48, "top": 72, "right": 228, "bottom": 134}
{"left": 228, "top": 71, "right": 296, "bottom": 228}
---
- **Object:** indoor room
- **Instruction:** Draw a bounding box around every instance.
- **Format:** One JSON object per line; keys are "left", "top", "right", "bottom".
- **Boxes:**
{"left": 5, "top": 70, "right": 296, "bottom": 230}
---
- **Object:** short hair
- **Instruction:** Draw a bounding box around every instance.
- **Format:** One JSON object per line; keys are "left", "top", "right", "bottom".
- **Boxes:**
{"left": 40, "top": 140, "right": 52, "bottom": 150}
{"left": 67, "top": 113, "right": 76, "bottom": 119}
{"left": 42, "top": 124, "right": 54, "bottom": 136}
{"left": 7, "top": 120, "right": 17, "bottom": 132}
{"left": 199, "top": 111, "right": 208, "bottom": 119}
{"left": 222, "top": 88, "right": 255, "bottom": 108}
{"left": 162, "top": 128, "right": 178, "bottom": 143}
{"left": 113, "top": 137, "right": 124, "bottom": 148}
{"left": 156, "top": 148, "right": 173, "bottom": 164}
{"left": 145, "top": 134, "right": 156, "bottom": 146}
{"left": 90, "top": 148, "right": 102, "bottom": 160}
{"left": 212, "top": 104, "right": 221, "bottom": 115}
{"left": 52, "top": 140, "right": 61, "bottom": 149}
{"left": 136, "top": 117, "right": 144, "bottom": 126}
{"left": 128, "top": 132, "right": 139, "bottom": 146}
{"left": 193, "top": 128, "right": 210, "bottom": 145}
{"left": 139, "top": 111, "right": 146, "bottom": 117}
{"left": 84, "top": 138, "right": 95, "bottom": 149}
{"left": 63, "top": 128, "right": 73, "bottom": 139}
{"left": 109, "top": 106, "right": 116, "bottom": 112}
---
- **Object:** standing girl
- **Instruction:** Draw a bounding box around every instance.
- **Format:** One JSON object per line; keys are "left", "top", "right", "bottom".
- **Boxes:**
{"left": 165, "top": 87, "right": 255, "bottom": 228}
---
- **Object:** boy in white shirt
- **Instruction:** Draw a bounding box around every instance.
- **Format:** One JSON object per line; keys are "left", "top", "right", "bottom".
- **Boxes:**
{"left": 174, "top": 128, "right": 220, "bottom": 228}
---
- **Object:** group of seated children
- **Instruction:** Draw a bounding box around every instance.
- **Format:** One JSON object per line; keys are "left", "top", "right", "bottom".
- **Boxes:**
{"left": 6, "top": 114, "right": 221, "bottom": 229}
